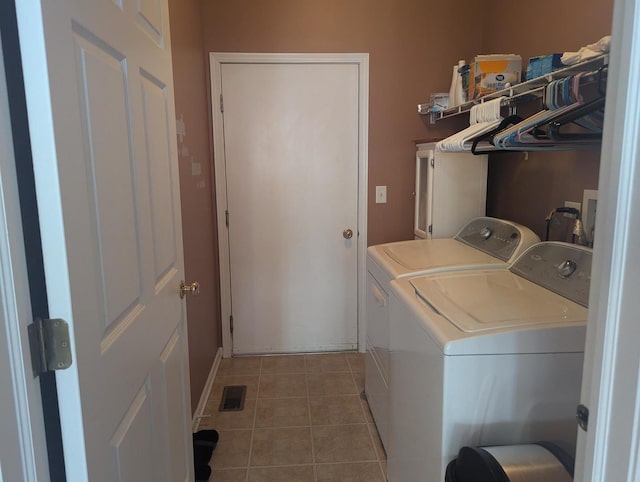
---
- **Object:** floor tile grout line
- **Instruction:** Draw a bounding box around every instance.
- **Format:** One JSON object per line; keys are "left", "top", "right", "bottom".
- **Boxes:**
{"left": 251, "top": 393, "right": 365, "bottom": 400}
{"left": 365, "top": 420, "right": 382, "bottom": 463}
{"left": 315, "top": 457, "right": 382, "bottom": 465}
{"left": 314, "top": 460, "right": 380, "bottom": 465}
{"left": 211, "top": 354, "right": 373, "bottom": 478}
{"left": 357, "top": 383, "right": 371, "bottom": 427}
{"left": 349, "top": 361, "right": 360, "bottom": 397}
{"left": 304, "top": 359, "right": 319, "bottom": 482}
{"left": 205, "top": 421, "right": 374, "bottom": 432}
{"left": 379, "top": 460, "right": 387, "bottom": 481}
{"left": 234, "top": 460, "right": 384, "bottom": 468}
{"left": 210, "top": 459, "right": 385, "bottom": 471}
{"left": 210, "top": 460, "right": 386, "bottom": 473}
{"left": 244, "top": 357, "right": 262, "bottom": 482}
{"left": 246, "top": 463, "right": 317, "bottom": 468}
{"left": 359, "top": 355, "right": 387, "bottom": 473}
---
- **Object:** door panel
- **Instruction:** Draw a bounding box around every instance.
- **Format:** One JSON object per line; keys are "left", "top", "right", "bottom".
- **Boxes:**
{"left": 136, "top": 0, "right": 164, "bottom": 44}
{"left": 160, "top": 327, "right": 192, "bottom": 482}
{"left": 221, "top": 62, "right": 359, "bottom": 354}
{"left": 73, "top": 31, "right": 144, "bottom": 333}
{"left": 140, "top": 72, "right": 178, "bottom": 283}
{"left": 110, "top": 384, "right": 153, "bottom": 482}
{"left": 15, "top": 0, "right": 192, "bottom": 480}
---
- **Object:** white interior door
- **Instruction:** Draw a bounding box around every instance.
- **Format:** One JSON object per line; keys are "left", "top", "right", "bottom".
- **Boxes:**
{"left": 0, "top": 33, "right": 50, "bottom": 482}
{"left": 213, "top": 56, "right": 366, "bottom": 355}
{"left": 15, "top": 1, "right": 193, "bottom": 481}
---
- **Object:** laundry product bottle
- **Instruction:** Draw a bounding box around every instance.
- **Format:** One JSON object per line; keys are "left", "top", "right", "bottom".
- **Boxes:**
{"left": 448, "top": 59, "right": 466, "bottom": 108}
{"left": 455, "top": 60, "right": 468, "bottom": 105}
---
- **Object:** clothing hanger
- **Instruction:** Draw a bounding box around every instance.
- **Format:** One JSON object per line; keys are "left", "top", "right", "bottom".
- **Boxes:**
{"left": 470, "top": 115, "right": 523, "bottom": 154}
{"left": 492, "top": 98, "right": 603, "bottom": 150}
{"left": 442, "top": 67, "right": 608, "bottom": 153}
{"left": 437, "top": 97, "right": 505, "bottom": 152}
{"left": 546, "top": 97, "right": 606, "bottom": 140}
{"left": 496, "top": 72, "right": 605, "bottom": 148}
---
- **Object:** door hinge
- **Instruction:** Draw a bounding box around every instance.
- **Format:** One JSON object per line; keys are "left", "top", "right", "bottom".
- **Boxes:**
{"left": 220, "top": 94, "right": 224, "bottom": 113}
{"left": 225, "top": 210, "right": 229, "bottom": 227}
{"left": 428, "top": 224, "right": 433, "bottom": 234}
{"left": 229, "top": 315, "right": 234, "bottom": 334}
{"left": 430, "top": 158, "right": 435, "bottom": 168}
{"left": 576, "top": 403, "right": 589, "bottom": 431}
{"left": 28, "top": 318, "right": 73, "bottom": 377}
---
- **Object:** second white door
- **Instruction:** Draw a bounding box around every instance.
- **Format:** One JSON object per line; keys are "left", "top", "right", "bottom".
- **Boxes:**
{"left": 214, "top": 57, "right": 363, "bottom": 355}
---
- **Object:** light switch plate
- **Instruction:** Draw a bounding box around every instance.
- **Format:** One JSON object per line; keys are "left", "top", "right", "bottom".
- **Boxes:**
{"left": 376, "top": 186, "right": 387, "bottom": 204}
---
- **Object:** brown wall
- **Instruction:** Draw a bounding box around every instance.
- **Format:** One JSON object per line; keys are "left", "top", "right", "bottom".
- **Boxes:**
{"left": 168, "top": 0, "right": 615, "bottom": 405}
{"left": 169, "top": 0, "right": 221, "bottom": 414}
{"left": 481, "top": 0, "right": 614, "bottom": 239}
{"left": 199, "top": 0, "right": 486, "bottom": 246}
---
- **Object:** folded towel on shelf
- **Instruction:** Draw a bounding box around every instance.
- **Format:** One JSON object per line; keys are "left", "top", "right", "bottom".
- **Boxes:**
{"left": 561, "top": 36, "right": 611, "bottom": 65}
{"left": 436, "top": 97, "right": 504, "bottom": 152}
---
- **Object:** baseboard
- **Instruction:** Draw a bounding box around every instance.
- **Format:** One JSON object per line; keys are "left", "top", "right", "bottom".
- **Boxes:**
{"left": 192, "top": 347, "right": 222, "bottom": 432}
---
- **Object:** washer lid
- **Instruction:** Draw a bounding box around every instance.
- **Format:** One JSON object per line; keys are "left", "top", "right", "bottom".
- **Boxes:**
{"left": 410, "top": 270, "right": 587, "bottom": 333}
{"left": 382, "top": 239, "right": 502, "bottom": 271}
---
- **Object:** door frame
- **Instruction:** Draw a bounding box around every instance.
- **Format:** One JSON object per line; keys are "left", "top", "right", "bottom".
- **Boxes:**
{"left": 574, "top": 1, "right": 640, "bottom": 480}
{"left": 209, "top": 52, "right": 369, "bottom": 358}
{"left": 0, "top": 25, "right": 51, "bottom": 481}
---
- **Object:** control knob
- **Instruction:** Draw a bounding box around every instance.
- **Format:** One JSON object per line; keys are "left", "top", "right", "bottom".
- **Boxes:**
{"left": 557, "top": 260, "right": 577, "bottom": 278}
{"left": 479, "top": 227, "right": 492, "bottom": 240}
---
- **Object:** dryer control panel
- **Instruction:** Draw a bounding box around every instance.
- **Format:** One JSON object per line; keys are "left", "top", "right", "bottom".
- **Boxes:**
{"left": 455, "top": 218, "right": 527, "bottom": 262}
{"left": 511, "top": 242, "right": 593, "bottom": 307}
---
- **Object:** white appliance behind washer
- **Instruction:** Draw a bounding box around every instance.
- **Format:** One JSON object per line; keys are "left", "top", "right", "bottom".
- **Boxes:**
{"left": 387, "top": 242, "right": 591, "bottom": 482}
{"left": 365, "top": 217, "right": 539, "bottom": 450}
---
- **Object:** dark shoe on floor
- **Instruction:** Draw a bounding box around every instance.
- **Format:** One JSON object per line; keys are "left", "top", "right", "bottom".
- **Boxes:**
{"left": 193, "top": 429, "right": 219, "bottom": 450}
{"left": 193, "top": 444, "right": 214, "bottom": 466}
{"left": 194, "top": 463, "right": 211, "bottom": 482}
{"left": 193, "top": 429, "right": 218, "bottom": 481}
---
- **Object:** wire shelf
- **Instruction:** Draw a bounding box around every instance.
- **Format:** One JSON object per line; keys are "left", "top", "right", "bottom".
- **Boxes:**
{"left": 421, "top": 54, "right": 609, "bottom": 123}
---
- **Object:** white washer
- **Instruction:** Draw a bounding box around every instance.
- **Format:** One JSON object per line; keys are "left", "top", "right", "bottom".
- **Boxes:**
{"left": 365, "top": 217, "right": 538, "bottom": 450}
{"left": 387, "top": 242, "right": 591, "bottom": 482}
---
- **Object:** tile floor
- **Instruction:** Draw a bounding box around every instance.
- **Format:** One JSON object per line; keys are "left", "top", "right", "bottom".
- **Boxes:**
{"left": 197, "top": 352, "right": 387, "bottom": 482}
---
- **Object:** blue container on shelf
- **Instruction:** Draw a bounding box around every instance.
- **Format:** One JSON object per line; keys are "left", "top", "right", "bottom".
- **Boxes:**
{"left": 526, "top": 53, "right": 563, "bottom": 80}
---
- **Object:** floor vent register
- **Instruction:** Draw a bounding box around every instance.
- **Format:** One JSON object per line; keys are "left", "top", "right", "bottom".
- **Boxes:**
{"left": 219, "top": 385, "right": 247, "bottom": 412}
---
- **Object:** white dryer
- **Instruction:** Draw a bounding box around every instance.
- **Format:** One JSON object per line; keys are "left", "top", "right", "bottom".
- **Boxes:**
{"left": 365, "top": 217, "right": 538, "bottom": 450}
{"left": 387, "top": 242, "right": 591, "bottom": 482}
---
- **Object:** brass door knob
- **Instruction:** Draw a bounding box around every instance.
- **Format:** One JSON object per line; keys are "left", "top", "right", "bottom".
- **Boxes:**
{"left": 343, "top": 228, "right": 354, "bottom": 240}
{"left": 179, "top": 281, "right": 200, "bottom": 299}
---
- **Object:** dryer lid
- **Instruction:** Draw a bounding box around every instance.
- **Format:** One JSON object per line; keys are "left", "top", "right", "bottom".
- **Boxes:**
{"left": 410, "top": 270, "right": 587, "bottom": 333}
